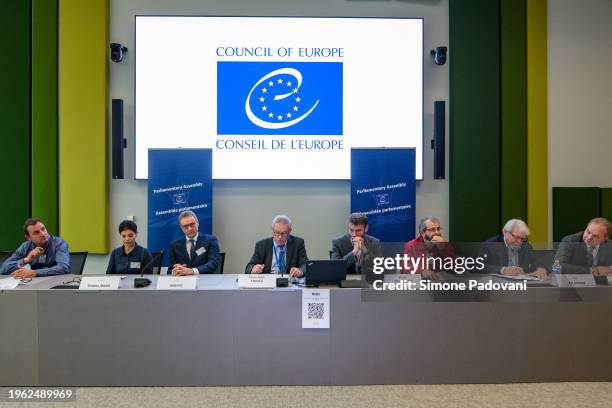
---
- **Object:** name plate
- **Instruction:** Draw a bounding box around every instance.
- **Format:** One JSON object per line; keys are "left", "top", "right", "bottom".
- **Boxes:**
{"left": 157, "top": 275, "right": 197, "bottom": 290}
{"left": 0, "top": 277, "right": 20, "bottom": 290}
{"left": 237, "top": 274, "right": 277, "bottom": 289}
{"left": 384, "top": 274, "right": 421, "bottom": 284}
{"left": 79, "top": 276, "right": 121, "bottom": 290}
{"left": 552, "top": 274, "right": 597, "bottom": 288}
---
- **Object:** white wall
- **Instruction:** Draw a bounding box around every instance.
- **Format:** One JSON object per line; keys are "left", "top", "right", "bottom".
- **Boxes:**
{"left": 548, "top": 0, "right": 612, "bottom": 186}
{"left": 86, "top": 0, "right": 450, "bottom": 274}
{"left": 548, "top": 0, "right": 612, "bottom": 238}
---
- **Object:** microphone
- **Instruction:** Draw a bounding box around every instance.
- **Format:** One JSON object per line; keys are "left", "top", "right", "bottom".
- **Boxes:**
{"left": 276, "top": 259, "right": 289, "bottom": 287}
{"left": 276, "top": 275, "right": 289, "bottom": 287}
{"left": 139, "top": 250, "right": 161, "bottom": 275}
{"left": 134, "top": 250, "right": 160, "bottom": 288}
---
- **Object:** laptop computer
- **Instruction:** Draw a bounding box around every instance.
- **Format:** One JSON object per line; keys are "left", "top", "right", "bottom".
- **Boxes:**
{"left": 305, "top": 260, "right": 347, "bottom": 286}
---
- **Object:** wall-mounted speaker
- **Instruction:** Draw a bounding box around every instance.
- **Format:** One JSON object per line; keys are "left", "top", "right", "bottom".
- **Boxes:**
{"left": 432, "top": 100, "right": 446, "bottom": 179}
{"left": 111, "top": 99, "right": 126, "bottom": 179}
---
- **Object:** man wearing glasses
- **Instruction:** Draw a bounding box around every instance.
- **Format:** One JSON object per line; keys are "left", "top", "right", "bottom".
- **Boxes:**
{"left": 0, "top": 218, "right": 71, "bottom": 278}
{"left": 402, "top": 216, "right": 454, "bottom": 279}
{"left": 331, "top": 212, "right": 382, "bottom": 275}
{"left": 554, "top": 217, "right": 612, "bottom": 276}
{"left": 245, "top": 214, "right": 308, "bottom": 277}
{"left": 168, "top": 210, "right": 220, "bottom": 275}
{"left": 480, "top": 219, "right": 548, "bottom": 280}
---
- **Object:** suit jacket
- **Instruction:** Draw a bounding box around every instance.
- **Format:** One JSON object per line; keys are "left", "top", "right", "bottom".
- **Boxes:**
{"left": 479, "top": 235, "right": 540, "bottom": 274}
{"left": 331, "top": 233, "right": 382, "bottom": 275}
{"left": 168, "top": 234, "right": 220, "bottom": 274}
{"left": 555, "top": 231, "right": 612, "bottom": 274}
{"left": 245, "top": 235, "right": 308, "bottom": 275}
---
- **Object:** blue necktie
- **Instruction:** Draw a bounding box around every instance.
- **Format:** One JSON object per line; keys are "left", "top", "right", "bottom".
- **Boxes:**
{"left": 278, "top": 245, "right": 286, "bottom": 273}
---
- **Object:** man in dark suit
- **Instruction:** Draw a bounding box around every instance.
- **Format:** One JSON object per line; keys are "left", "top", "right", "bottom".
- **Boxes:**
{"left": 480, "top": 219, "right": 548, "bottom": 279}
{"left": 554, "top": 217, "right": 612, "bottom": 275}
{"left": 245, "top": 214, "right": 308, "bottom": 277}
{"left": 331, "top": 212, "right": 382, "bottom": 275}
{"left": 169, "top": 210, "right": 220, "bottom": 275}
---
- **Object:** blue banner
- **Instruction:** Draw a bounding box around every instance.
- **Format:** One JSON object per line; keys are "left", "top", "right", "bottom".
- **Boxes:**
{"left": 148, "top": 149, "right": 213, "bottom": 265}
{"left": 350, "top": 148, "right": 416, "bottom": 242}
{"left": 217, "top": 61, "right": 343, "bottom": 135}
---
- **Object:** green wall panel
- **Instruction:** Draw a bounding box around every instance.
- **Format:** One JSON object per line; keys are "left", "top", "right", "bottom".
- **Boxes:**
{"left": 449, "top": 0, "right": 501, "bottom": 241}
{"left": 31, "top": 0, "right": 58, "bottom": 235}
{"left": 552, "top": 187, "right": 600, "bottom": 242}
{"left": 0, "top": 0, "right": 31, "bottom": 250}
{"left": 500, "top": 0, "right": 527, "bottom": 224}
{"left": 59, "top": 0, "right": 109, "bottom": 253}
{"left": 526, "top": 0, "right": 549, "bottom": 243}
{"left": 601, "top": 188, "right": 612, "bottom": 227}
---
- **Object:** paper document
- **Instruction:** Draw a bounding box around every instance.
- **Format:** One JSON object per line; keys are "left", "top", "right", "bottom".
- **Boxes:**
{"left": 491, "top": 273, "right": 540, "bottom": 281}
{"left": 0, "top": 278, "right": 20, "bottom": 290}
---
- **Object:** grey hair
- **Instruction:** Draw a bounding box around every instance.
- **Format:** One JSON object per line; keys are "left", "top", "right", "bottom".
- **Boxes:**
{"left": 178, "top": 210, "right": 199, "bottom": 224}
{"left": 588, "top": 217, "right": 612, "bottom": 237}
{"left": 503, "top": 219, "right": 530, "bottom": 236}
{"left": 418, "top": 216, "right": 440, "bottom": 232}
{"left": 271, "top": 214, "right": 292, "bottom": 228}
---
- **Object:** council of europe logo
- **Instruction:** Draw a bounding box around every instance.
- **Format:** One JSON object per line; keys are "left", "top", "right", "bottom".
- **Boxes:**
{"left": 172, "top": 192, "right": 187, "bottom": 205}
{"left": 375, "top": 193, "right": 390, "bottom": 206}
{"left": 217, "top": 61, "right": 343, "bottom": 135}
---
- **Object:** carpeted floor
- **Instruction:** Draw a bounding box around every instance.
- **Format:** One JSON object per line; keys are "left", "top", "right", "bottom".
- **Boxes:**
{"left": 2, "top": 383, "right": 612, "bottom": 408}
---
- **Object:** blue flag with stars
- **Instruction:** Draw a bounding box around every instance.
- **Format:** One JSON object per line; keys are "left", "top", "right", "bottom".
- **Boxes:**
{"left": 217, "top": 61, "right": 343, "bottom": 135}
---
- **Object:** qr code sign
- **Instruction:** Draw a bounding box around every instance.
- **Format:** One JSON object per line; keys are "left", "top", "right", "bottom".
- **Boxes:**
{"left": 302, "top": 289, "right": 329, "bottom": 328}
{"left": 307, "top": 302, "right": 325, "bottom": 319}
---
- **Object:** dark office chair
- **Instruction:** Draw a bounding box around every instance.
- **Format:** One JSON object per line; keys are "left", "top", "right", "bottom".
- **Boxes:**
{"left": 214, "top": 252, "right": 226, "bottom": 274}
{"left": 0, "top": 251, "right": 12, "bottom": 265}
{"left": 534, "top": 249, "right": 555, "bottom": 271}
{"left": 150, "top": 250, "right": 164, "bottom": 274}
{"left": 70, "top": 252, "right": 88, "bottom": 275}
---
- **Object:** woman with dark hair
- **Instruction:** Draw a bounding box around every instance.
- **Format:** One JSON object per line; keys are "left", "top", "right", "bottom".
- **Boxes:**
{"left": 106, "top": 220, "right": 154, "bottom": 274}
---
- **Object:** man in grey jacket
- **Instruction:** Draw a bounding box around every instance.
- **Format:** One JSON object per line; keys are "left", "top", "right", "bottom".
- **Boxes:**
{"left": 331, "top": 213, "right": 382, "bottom": 275}
{"left": 554, "top": 217, "right": 612, "bottom": 275}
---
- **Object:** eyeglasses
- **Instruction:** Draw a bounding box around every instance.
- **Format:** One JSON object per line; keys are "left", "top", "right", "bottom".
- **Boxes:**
{"left": 272, "top": 231, "right": 289, "bottom": 237}
{"left": 19, "top": 278, "right": 32, "bottom": 283}
{"left": 508, "top": 231, "right": 527, "bottom": 242}
{"left": 180, "top": 222, "right": 197, "bottom": 230}
{"left": 62, "top": 277, "right": 82, "bottom": 285}
{"left": 424, "top": 227, "right": 442, "bottom": 233}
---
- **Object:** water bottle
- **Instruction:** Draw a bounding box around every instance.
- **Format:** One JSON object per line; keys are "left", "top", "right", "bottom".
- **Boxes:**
{"left": 552, "top": 259, "right": 562, "bottom": 274}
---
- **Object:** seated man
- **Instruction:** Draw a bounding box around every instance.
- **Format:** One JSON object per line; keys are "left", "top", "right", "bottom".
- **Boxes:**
{"left": 169, "top": 210, "right": 220, "bottom": 275}
{"left": 0, "top": 218, "right": 71, "bottom": 278}
{"left": 403, "top": 216, "right": 454, "bottom": 279}
{"left": 480, "top": 219, "right": 548, "bottom": 280}
{"left": 554, "top": 217, "right": 611, "bottom": 275}
{"left": 245, "top": 214, "right": 308, "bottom": 278}
{"left": 331, "top": 212, "right": 382, "bottom": 276}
